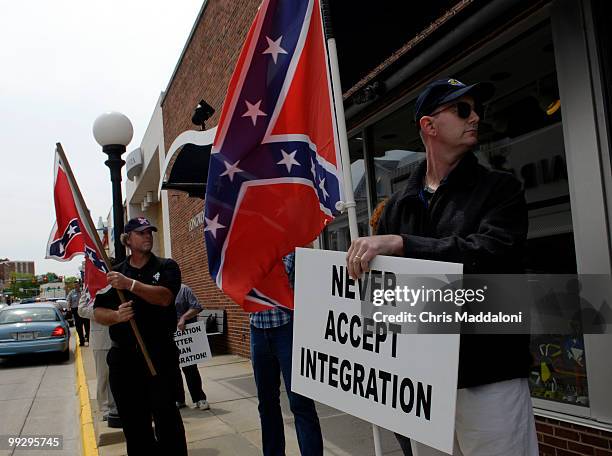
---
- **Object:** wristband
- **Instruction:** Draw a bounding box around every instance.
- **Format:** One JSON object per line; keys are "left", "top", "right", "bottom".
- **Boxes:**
{"left": 130, "top": 279, "right": 136, "bottom": 292}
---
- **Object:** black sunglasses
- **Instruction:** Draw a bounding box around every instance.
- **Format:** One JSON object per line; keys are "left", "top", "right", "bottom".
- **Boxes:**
{"left": 430, "top": 101, "right": 482, "bottom": 119}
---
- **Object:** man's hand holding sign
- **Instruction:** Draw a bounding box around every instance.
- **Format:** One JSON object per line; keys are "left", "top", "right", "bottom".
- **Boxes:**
{"left": 346, "top": 235, "right": 404, "bottom": 280}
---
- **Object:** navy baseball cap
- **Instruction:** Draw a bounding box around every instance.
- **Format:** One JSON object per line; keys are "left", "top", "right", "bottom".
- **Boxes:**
{"left": 414, "top": 78, "right": 495, "bottom": 124}
{"left": 124, "top": 217, "right": 158, "bottom": 233}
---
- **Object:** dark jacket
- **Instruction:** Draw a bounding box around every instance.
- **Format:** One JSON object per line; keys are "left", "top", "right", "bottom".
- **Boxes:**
{"left": 377, "top": 152, "right": 532, "bottom": 388}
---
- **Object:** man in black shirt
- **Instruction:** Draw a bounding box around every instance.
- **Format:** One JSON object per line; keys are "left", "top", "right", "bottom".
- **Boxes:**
{"left": 94, "top": 217, "right": 187, "bottom": 455}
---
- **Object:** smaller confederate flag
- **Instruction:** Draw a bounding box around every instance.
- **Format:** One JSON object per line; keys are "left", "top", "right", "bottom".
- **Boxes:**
{"left": 45, "top": 146, "right": 109, "bottom": 305}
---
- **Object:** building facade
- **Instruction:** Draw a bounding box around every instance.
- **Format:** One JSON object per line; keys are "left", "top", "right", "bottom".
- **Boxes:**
{"left": 135, "top": 0, "right": 612, "bottom": 453}
{"left": 160, "top": 0, "right": 262, "bottom": 358}
{"left": 0, "top": 260, "right": 35, "bottom": 278}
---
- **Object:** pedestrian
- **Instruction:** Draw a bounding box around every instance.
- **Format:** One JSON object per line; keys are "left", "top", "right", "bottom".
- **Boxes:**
{"left": 78, "top": 285, "right": 121, "bottom": 428}
{"left": 67, "top": 283, "right": 89, "bottom": 346}
{"left": 251, "top": 251, "right": 324, "bottom": 456}
{"left": 94, "top": 217, "right": 187, "bottom": 456}
{"left": 346, "top": 78, "right": 537, "bottom": 455}
{"left": 175, "top": 283, "right": 209, "bottom": 410}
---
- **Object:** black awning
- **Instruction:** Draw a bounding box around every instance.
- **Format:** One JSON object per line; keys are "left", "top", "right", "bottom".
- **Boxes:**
{"left": 161, "top": 143, "right": 212, "bottom": 199}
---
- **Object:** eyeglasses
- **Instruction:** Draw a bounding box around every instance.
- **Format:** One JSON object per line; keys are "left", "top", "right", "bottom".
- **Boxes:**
{"left": 430, "top": 101, "right": 481, "bottom": 119}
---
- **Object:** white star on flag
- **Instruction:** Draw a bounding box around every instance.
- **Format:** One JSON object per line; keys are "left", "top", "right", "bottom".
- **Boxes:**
{"left": 319, "top": 177, "right": 329, "bottom": 200}
{"left": 311, "top": 158, "right": 317, "bottom": 179}
{"left": 87, "top": 250, "right": 95, "bottom": 261}
{"left": 262, "top": 36, "right": 288, "bottom": 64}
{"left": 242, "top": 100, "right": 267, "bottom": 126}
{"left": 204, "top": 214, "right": 226, "bottom": 239}
{"left": 220, "top": 160, "right": 244, "bottom": 182}
{"left": 277, "top": 149, "right": 300, "bottom": 173}
{"left": 67, "top": 225, "right": 77, "bottom": 236}
{"left": 59, "top": 243, "right": 65, "bottom": 254}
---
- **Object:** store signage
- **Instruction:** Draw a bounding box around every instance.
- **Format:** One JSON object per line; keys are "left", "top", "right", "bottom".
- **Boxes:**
{"left": 292, "top": 249, "right": 462, "bottom": 454}
{"left": 188, "top": 210, "right": 205, "bottom": 232}
{"left": 126, "top": 148, "right": 143, "bottom": 181}
{"left": 174, "top": 321, "right": 212, "bottom": 368}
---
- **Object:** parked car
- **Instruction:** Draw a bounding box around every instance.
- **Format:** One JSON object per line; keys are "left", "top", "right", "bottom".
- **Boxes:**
{"left": 0, "top": 303, "right": 70, "bottom": 361}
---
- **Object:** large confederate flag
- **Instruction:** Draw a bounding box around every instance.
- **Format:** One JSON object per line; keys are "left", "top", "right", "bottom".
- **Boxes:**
{"left": 204, "top": 0, "right": 343, "bottom": 312}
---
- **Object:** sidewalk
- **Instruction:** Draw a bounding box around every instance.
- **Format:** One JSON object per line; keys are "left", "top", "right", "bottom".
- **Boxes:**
{"left": 80, "top": 347, "right": 403, "bottom": 455}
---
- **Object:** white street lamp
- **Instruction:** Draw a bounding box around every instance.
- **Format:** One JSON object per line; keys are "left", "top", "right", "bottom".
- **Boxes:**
{"left": 93, "top": 112, "right": 134, "bottom": 263}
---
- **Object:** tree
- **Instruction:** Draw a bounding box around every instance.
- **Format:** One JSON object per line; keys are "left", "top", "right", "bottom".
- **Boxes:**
{"left": 7, "top": 272, "right": 39, "bottom": 299}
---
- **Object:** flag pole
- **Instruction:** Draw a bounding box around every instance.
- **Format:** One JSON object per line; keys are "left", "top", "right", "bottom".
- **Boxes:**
{"left": 56, "top": 143, "right": 157, "bottom": 376}
{"left": 319, "top": 2, "right": 383, "bottom": 455}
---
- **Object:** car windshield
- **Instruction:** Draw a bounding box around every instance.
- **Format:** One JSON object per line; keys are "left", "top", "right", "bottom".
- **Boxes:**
{"left": 0, "top": 308, "right": 59, "bottom": 324}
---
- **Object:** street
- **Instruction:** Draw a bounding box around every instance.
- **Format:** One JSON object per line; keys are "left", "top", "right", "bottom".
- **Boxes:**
{"left": 0, "top": 334, "right": 80, "bottom": 456}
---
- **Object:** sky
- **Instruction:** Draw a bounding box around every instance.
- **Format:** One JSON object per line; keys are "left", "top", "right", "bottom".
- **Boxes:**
{"left": 0, "top": 0, "right": 204, "bottom": 278}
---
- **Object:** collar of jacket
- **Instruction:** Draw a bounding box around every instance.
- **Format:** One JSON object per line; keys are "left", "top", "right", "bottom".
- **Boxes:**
{"left": 401, "top": 151, "right": 479, "bottom": 198}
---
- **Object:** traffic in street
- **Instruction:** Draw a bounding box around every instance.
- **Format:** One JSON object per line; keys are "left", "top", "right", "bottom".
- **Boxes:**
{"left": 0, "top": 331, "right": 79, "bottom": 456}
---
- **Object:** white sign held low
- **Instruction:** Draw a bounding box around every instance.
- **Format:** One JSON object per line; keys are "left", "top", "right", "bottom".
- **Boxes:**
{"left": 291, "top": 248, "right": 462, "bottom": 454}
{"left": 174, "top": 321, "right": 212, "bottom": 368}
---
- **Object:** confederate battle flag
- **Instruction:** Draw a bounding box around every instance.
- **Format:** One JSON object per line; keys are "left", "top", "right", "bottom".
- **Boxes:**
{"left": 204, "top": 0, "right": 343, "bottom": 312}
{"left": 45, "top": 146, "right": 109, "bottom": 305}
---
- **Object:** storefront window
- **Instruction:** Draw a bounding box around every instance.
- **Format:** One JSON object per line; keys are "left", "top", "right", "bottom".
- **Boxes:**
{"left": 364, "top": 23, "right": 588, "bottom": 408}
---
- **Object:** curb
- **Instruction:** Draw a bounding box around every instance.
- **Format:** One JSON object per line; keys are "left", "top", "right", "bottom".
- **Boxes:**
{"left": 76, "top": 344, "right": 99, "bottom": 456}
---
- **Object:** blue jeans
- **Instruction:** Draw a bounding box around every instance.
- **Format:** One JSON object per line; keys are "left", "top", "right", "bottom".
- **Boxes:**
{"left": 250, "top": 321, "right": 323, "bottom": 456}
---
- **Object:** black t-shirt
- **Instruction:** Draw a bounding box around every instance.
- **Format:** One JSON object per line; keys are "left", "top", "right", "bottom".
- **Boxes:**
{"left": 94, "top": 254, "right": 181, "bottom": 354}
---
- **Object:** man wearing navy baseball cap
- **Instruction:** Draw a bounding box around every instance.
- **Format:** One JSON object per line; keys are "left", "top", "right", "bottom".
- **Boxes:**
{"left": 94, "top": 217, "right": 187, "bottom": 455}
{"left": 346, "top": 79, "right": 538, "bottom": 455}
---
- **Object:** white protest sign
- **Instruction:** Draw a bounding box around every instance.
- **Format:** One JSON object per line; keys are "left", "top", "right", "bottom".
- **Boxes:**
{"left": 174, "top": 321, "right": 212, "bottom": 368}
{"left": 291, "top": 248, "right": 462, "bottom": 454}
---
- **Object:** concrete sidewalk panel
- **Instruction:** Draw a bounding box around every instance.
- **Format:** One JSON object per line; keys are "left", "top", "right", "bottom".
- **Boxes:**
{"left": 200, "top": 360, "right": 254, "bottom": 380}
{"left": 211, "top": 397, "right": 262, "bottom": 432}
{"left": 188, "top": 433, "right": 261, "bottom": 455}
{"left": 217, "top": 374, "right": 258, "bottom": 398}
{"left": 180, "top": 409, "right": 235, "bottom": 442}
{"left": 195, "top": 377, "right": 251, "bottom": 404}
{"left": 199, "top": 355, "right": 245, "bottom": 367}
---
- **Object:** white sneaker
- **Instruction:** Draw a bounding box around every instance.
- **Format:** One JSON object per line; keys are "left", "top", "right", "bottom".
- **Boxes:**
{"left": 196, "top": 400, "right": 210, "bottom": 410}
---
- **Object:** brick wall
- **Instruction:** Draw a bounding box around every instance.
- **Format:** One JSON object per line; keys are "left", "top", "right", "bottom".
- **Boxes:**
{"left": 536, "top": 416, "right": 612, "bottom": 456}
{"left": 162, "top": 0, "right": 261, "bottom": 358}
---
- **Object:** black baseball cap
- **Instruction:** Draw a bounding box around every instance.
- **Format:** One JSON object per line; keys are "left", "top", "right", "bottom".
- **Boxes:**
{"left": 414, "top": 78, "right": 495, "bottom": 124}
{"left": 124, "top": 217, "right": 158, "bottom": 233}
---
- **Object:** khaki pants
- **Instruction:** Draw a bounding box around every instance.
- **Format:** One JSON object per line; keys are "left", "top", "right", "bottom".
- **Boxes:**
{"left": 411, "top": 379, "right": 538, "bottom": 456}
{"left": 93, "top": 348, "right": 117, "bottom": 414}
